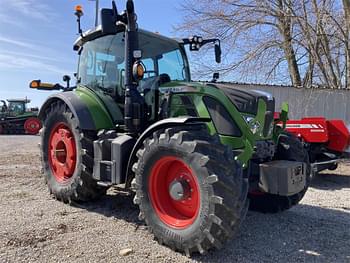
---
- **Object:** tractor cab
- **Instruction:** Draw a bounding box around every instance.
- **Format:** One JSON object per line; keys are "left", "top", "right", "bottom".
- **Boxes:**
{"left": 75, "top": 29, "right": 191, "bottom": 124}
{"left": 0, "top": 99, "right": 30, "bottom": 117}
{"left": 7, "top": 99, "right": 29, "bottom": 116}
{"left": 75, "top": 29, "right": 190, "bottom": 92}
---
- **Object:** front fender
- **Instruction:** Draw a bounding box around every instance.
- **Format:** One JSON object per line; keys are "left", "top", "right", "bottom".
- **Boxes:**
{"left": 125, "top": 117, "right": 211, "bottom": 187}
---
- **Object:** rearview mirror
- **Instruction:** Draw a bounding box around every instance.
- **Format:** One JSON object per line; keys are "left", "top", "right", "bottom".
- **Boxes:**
{"left": 215, "top": 44, "right": 221, "bottom": 64}
{"left": 63, "top": 75, "right": 71, "bottom": 89}
{"left": 63, "top": 75, "right": 71, "bottom": 82}
{"left": 101, "top": 8, "right": 118, "bottom": 34}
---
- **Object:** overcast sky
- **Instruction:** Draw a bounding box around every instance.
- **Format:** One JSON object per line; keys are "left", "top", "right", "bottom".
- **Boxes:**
{"left": 0, "top": 0, "right": 183, "bottom": 107}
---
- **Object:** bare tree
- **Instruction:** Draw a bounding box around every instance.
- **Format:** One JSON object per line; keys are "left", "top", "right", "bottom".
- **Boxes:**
{"left": 276, "top": 0, "right": 302, "bottom": 86}
{"left": 177, "top": 0, "right": 349, "bottom": 88}
{"left": 177, "top": 0, "right": 302, "bottom": 84}
{"left": 290, "top": 0, "right": 344, "bottom": 88}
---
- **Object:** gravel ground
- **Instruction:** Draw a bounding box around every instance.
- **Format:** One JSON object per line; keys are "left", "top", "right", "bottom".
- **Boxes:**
{"left": 0, "top": 135, "right": 349, "bottom": 263}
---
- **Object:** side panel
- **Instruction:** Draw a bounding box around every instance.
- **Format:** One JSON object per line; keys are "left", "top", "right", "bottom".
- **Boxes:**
{"left": 165, "top": 84, "right": 256, "bottom": 167}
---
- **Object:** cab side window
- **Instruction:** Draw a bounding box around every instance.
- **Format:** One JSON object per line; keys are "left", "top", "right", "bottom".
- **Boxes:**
{"left": 78, "top": 33, "right": 125, "bottom": 98}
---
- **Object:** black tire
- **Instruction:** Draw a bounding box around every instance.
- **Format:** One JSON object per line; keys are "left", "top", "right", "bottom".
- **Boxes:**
{"left": 249, "top": 132, "right": 311, "bottom": 213}
{"left": 40, "top": 100, "right": 106, "bottom": 203}
{"left": 132, "top": 125, "right": 248, "bottom": 256}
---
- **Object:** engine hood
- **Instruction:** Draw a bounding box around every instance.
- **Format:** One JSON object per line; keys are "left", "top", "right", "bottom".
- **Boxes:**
{"left": 208, "top": 83, "right": 275, "bottom": 115}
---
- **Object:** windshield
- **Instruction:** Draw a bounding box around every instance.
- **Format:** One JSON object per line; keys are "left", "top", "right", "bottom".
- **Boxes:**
{"left": 8, "top": 102, "right": 25, "bottom": 114}
{"left": 78, "top": 31, "right": 189, "bottom": 97}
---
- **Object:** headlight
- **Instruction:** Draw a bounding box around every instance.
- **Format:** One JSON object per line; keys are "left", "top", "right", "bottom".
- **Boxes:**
{"left": 250, "top": 121, "right": 260, "bottom": 134}
{"left": 244, "top": 116, "right": 254, "bottom": 123}
{"left": 243, "top": 116, "right": 260, "bottom": 134}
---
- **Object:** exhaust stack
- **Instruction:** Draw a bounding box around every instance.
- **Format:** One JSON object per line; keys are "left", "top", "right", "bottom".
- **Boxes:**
{"left": 124, "top": 0, "right": 145, "bottom": 134}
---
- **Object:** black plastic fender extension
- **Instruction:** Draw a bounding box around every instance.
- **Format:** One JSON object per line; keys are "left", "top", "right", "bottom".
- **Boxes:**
{"left": 124, "top": 117, "right": 211, "bottom": 187}
{"left": 38, "top": 92, "right": 96, "bottom": 130}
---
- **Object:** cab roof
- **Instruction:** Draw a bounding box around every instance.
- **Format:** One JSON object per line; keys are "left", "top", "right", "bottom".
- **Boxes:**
{"left": 7, "top": 99, "right": 31, "bottom": 103}
{"left": 73, "top": 26, "right": 180, "bottom": 51}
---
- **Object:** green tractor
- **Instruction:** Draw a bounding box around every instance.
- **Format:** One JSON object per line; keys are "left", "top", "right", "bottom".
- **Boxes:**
{"left": 0, "top": 98, "right": 41, "bottom": 134}
{"left": 30, "top": 1, "right": 309, "bottom": 255}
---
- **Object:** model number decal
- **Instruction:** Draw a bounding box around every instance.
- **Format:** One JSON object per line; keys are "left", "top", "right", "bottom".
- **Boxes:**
{"left": 159, "top": 86, "right": 197, "bottom": 93}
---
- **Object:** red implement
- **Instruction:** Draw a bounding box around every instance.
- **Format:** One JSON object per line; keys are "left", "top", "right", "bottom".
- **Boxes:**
{"left": 326, "top": 120, "right": 350, "bottom": 153}
{"left": 276, "top": 115, "right": 350, "bottom": 173}
{"left": 286, "top": 117, "right": 329, "bottom": 144}
{"left": 285, "top": 117, "right": 350, "bottom": 153}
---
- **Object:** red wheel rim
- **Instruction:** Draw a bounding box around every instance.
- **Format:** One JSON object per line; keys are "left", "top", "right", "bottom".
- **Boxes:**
{"left": 48, "top": 123, "right": 77, "bottom": 183}
{"left": 148, "top": 156, "right": 200, "bottom": 229}
{"left": 24, "top": 117, "right": 42, "bottom": 135}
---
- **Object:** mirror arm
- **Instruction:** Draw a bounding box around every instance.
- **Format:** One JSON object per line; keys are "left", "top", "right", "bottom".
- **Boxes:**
{"left": 201, "top": 38, "right": 220, "bottom": 46}
{"left": 182, "top": 38, "right": 220, "bottom": 48}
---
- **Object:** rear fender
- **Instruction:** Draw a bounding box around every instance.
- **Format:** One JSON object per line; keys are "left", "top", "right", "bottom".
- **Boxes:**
{"left": 38, "top": 91, "right": 114, "bottom": 131}
{"left": 124, "top": 117, "right": 210, "bottom": 187}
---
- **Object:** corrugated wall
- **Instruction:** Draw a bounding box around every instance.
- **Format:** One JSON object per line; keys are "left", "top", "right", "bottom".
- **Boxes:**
{"left": 224, "top": 83, "right": 350, "bottom": 125}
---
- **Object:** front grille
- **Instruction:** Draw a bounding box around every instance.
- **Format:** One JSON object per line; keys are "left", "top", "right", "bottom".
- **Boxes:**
{"left": 221, "top": 88, "right": 259, "bottom": 115}
{"left": 252, "top": 140, "right": 275, "bottom": 160}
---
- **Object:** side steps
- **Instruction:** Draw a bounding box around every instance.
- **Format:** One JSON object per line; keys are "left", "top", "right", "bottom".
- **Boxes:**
{"left": 93, "top": 132, "right": 136, "bottom": 186}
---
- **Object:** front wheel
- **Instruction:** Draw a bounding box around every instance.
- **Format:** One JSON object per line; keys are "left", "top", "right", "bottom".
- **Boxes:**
{"left": 132, "top": 125, "right": 248, "bottom": 256}
{"left": 41, "top": 101, "right": 106, "bottom": 203}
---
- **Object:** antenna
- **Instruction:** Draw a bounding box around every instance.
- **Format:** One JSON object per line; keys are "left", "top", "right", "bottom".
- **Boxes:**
{"left": 88, "top": 0, "right": 100, "bottom": 27}
{"left": 112, "top": 0, "right": 118, "bottom": 16}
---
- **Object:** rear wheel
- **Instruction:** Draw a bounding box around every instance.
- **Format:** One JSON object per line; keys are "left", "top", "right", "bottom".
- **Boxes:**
{"left": 249, "top": 133, "right": 310, "bottom": 213}
{"left": 41, "top": 101, "right": 106, "bottom": 203}
{"left": 132, "top": 125, "right": 248, "bottom": 256}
